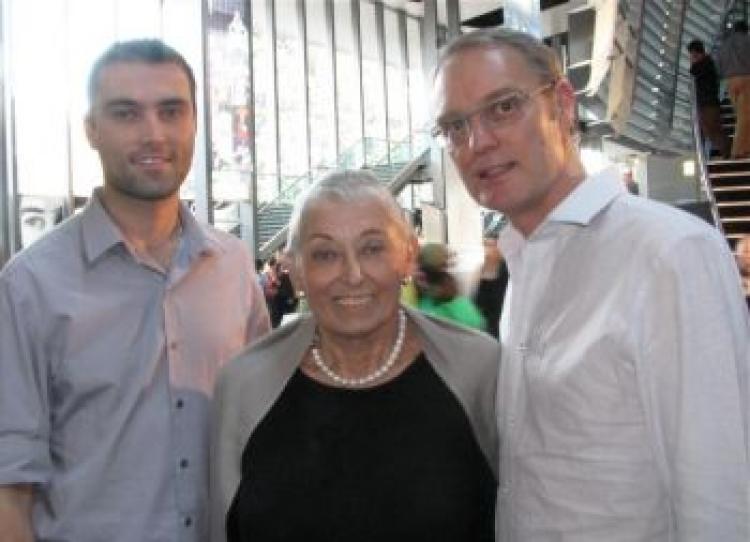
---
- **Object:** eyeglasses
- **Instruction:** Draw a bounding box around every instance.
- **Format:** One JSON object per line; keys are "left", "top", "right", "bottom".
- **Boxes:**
{"left": 431, "top": 80, "right": 557, "bottom": 150}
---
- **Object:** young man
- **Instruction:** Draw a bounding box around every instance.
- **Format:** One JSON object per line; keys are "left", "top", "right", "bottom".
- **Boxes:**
{"left": 0, "top": 40, "right": 270, "bottom": 541}
{"left": 433, "top": 28, "right": 749, "bottom": 541}
{"left": 687, "top": 39, "right": 731, "bottom": 159}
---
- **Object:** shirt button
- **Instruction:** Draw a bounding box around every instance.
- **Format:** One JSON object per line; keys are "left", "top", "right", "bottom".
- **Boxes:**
{"left": 501, "top": 485, "right": 511, "bottom": 496}
{"left": 184, "top": 516, "right": 193, "bottom": 527}
{"left": 169, "top": 341, "right": 178, "bottom": 350}
{"left": 180, "top": 458, "right": 189, "bottom": 469}
{"left": 176, "top": 398, "right": 184, "bottom": 409}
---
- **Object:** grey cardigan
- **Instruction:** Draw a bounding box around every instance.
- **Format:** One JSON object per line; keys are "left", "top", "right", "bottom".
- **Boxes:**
{"left": 209, "top": 305, "right": 500, "bottom": 542}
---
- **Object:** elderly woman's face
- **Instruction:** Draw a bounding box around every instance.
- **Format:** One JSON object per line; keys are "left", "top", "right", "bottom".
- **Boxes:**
{"left": 295, "top": 197, "right": 414, "bottom": 339}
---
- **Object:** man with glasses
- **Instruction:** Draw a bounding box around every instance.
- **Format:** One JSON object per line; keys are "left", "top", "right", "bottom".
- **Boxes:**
{"left": 0, "top": 40, "right": 270, "bottom": 541}
{"left": 433, "top": 28, "right": 749, "bottom": 541}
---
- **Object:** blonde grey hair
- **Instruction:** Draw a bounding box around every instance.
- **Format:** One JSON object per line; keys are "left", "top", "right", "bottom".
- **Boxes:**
{"left": 285, "top": 169, "right": 412, "bottom": 256}
{"left": 434, "top": 27, "right": 563, "bottom": 85}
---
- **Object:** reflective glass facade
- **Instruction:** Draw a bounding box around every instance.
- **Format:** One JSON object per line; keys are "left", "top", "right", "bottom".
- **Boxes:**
{"left": 0, "top": 0, "right": 426, "bottom": 264}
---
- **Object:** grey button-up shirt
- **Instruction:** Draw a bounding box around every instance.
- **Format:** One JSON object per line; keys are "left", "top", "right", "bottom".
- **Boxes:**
{"left": 0, "top": 190, "right": 270, "bottom": 542}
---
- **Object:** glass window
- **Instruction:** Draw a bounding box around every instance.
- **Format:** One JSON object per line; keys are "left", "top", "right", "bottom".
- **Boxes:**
{"left": 275, "top": 0, "right": 308, "bottom": 196}
{"left": 407, "top": 17, "right": 426, "bottom": 137}
{"left": 334, "top": 0, "right": 362, "bottom": 168}
{"left": 360, "top": 1, "right": 386, "bottom": 165}
{"left": 253, "top": 0, "right": 278, "bottom": 204}
{"left": 206, "top": 5, "right": 252, "bottom": 239}
{"left": 306, "top": 0, "right": 337, "bottom": 180}
{"left": 385, "top": 9, "right": 409, "bottom": 162}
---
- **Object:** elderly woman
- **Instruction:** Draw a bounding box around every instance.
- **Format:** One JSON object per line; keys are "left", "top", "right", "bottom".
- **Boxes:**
{"left": 210, "top": 171, "right": 499, "bottom": 542}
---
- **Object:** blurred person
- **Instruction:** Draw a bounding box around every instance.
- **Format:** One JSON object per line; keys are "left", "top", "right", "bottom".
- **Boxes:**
{"left": 268, "top": 251, "right": 299, "bottom": 328}
{"left": 473, "top": 237, "right": 509, "bottom": 339}
{"left": 0, "top": 39, "right": 270, "bottom": 542}
{"left": 433, "top": 27, "right": 749, "bottom": 541}
{"left": 415, "top": 242, "right": 486, "bottom": 331}
{"left": 716, "top": 20, "right": 750, "bottom": 158}
{"left": 736, "top": 234, "right": 750, "bottom": 308}
{"left": 211, "top": 170, "right": 499, "bottom": 542}
{"left": 687, "top": 39, "right": 731, "bottom": 159}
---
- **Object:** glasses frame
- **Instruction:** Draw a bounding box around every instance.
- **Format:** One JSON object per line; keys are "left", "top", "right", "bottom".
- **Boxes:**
{"left": 431, "top": 80, "right": 558, "bottom": 150}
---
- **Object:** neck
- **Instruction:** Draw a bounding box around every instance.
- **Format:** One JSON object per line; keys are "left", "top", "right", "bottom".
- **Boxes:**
{"left": 513, "top": 156, "right": 587, "bottom": 238}
{"left": 315, "top": 315, "right": 403, "bottom": 379}
{"left": 99, "top": 185, "right": 181, "bottom": 249}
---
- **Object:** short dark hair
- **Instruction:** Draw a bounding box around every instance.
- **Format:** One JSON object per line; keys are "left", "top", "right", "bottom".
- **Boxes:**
{"left": 87, "top": 39, "right": 196, "bottom": 113}
{"left": 687, "top": 40, "right": 705, "bottom": 54}
{"left": 733, "top": 20, "right": 748, "bottom": 33}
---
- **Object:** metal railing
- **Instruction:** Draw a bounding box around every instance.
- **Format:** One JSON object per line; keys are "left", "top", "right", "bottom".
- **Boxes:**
{"left": 689, "top": 80, "right": 723, "bottom": 232}
{"left": 254, "top": 131, "right": 431, "bottom": 257}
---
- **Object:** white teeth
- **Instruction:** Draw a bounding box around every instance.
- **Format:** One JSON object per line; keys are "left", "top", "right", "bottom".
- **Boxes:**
{"left": 336, "top": 297, "right": 370, "bottom": 306}
{"left": 138, "top": 157, "right": 166, "bottom": 165}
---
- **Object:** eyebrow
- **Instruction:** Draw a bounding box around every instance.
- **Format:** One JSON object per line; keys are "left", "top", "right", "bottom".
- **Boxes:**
{"left": 103, "top": 96, "right": 190, "bottom": 110}
{"left": 306, "top": 228, "right": 387, "bottom": 243}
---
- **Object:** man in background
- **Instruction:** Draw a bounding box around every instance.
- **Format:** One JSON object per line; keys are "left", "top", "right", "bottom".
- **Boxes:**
{"left": 687, "top": 39, "right": 731, "bottom": 159}
{"left": 0, "top": 39, "right": 269, "bottom": 541}
{"left": 717, "top": 20, "right": 750, "bottom": 158}
{"left": 433, "top": 27, "right": 749, "bottom": 541}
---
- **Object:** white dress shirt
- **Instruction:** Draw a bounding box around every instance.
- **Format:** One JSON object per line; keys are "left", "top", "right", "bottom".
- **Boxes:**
{"left": 497, "top": 167, "right": 749, "bottom": 541}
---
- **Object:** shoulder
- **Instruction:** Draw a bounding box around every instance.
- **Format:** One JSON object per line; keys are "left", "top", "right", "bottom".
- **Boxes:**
{"left": 597, "top": 194, "right": 727, "bottom": 260}
{"left": 199, "top": 223, "right": 252, "bottom": 258}
{"left": 1, "top": 214, "right": 82, "bottom": 286}
{"left": 407, "top": 306, "right": 499, "bottom": 375}
{"left": 217, "top": 315, "right": 312, "bottom": 400}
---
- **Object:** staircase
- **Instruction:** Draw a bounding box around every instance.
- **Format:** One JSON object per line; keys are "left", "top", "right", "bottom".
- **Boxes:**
{"left": 705, "top": 159, "right": 750, "bottom": 246}
{"left": 700, "top": 95, "right": 750, "bottom": 301}
{"left": 255, "top": 136, "right": 431, "bottom": 260}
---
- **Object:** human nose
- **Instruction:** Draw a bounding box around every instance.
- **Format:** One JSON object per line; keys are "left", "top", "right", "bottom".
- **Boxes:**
{"left": 140, "top": 110, "right": 167, "bottom": 143}
{"left": 466, "top": 113, "right": 498, "bottom": 152}
{"left": 341, "top": 250, "right": 363, "bottom": 284}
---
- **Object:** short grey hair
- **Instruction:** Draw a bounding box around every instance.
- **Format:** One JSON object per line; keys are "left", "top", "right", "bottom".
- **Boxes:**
{"left": 434, "top": 28, "right": 563, "bottom": 84}
{"left": 285, "top": 169, "right": 412, "bottom": 256}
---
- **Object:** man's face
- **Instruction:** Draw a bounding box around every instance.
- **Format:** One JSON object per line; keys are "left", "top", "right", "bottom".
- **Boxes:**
{"left": 434, "top": 46, "right": 577, "bottom": 235}
{"left": 688, "top": 51, "right": 703, "bottom": 65}
{"left": 85, "top": 61, "right": 196, "bottom": 201}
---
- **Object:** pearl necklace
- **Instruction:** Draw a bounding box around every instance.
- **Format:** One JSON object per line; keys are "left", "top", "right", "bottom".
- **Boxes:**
{"left": 311, "top": 309, "right": 407, "bottom": 388}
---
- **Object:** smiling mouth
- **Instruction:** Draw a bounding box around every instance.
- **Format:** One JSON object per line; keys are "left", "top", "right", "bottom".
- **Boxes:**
{"left": 335, "top": 295, "right": 372, "bottom": 306}
{"left": 133, "top": 154, "right": 171, "bottom": 168}
{"left": 478, "top": 162, "right": 516, "bottom": 181}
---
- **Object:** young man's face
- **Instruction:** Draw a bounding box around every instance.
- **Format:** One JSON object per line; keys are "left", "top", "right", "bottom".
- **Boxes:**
{"left": 433, "top": 46, "right": 578, "bottom": 235}
{"left": 85, "top": 61, "right": 196, "bottom": 201}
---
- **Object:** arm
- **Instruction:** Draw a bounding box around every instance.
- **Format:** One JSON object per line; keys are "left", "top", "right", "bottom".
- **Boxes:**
{"left": 0, "top": 484, "right": 34, "bottom": 542}
{"left": 639, "top": 233, "right": 749, "bottom": 540}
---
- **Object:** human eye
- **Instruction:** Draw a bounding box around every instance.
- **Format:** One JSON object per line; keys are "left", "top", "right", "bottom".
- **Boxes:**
{"left": 160, "top": 102, "right": 188, "bottom": 121}
{"left": 108, "top": 105, "right": 139, "bottom": 122}
{"left": 487, "top": 94, "right": 524, "bottom": 120}
{"left": 360, "top": 238, "right": 386, "bottom": 257}
{"left": 310, "top": 247, "right": 340, "bottom": 264}
{"left": 441, "top": 118, "right": 468, "bottom": 139}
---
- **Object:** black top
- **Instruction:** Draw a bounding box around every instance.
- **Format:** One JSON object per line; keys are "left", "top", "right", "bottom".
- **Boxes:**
{"left": 690, "top": 55, "right": 721, "bottom": 107}
{"left": 226, "top": 353, "right": 496, "bottom": 542}
{"left": 474, "top": 262, "right": 509, "bottom": 340}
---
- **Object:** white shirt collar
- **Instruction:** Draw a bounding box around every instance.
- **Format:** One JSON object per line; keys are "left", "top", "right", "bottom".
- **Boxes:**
{"left": 499, "top": 167, "right": 625, "bottom": 256}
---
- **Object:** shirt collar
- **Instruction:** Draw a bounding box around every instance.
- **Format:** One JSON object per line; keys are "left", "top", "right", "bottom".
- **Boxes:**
{"left": 499, "top": 166, "right": 625, "bottom": 256}
{"left": 82, "top": 188, "right": 223, "bottom": 265}
{"left": 547, "top": 166, "right": 625, "bottom": 226}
